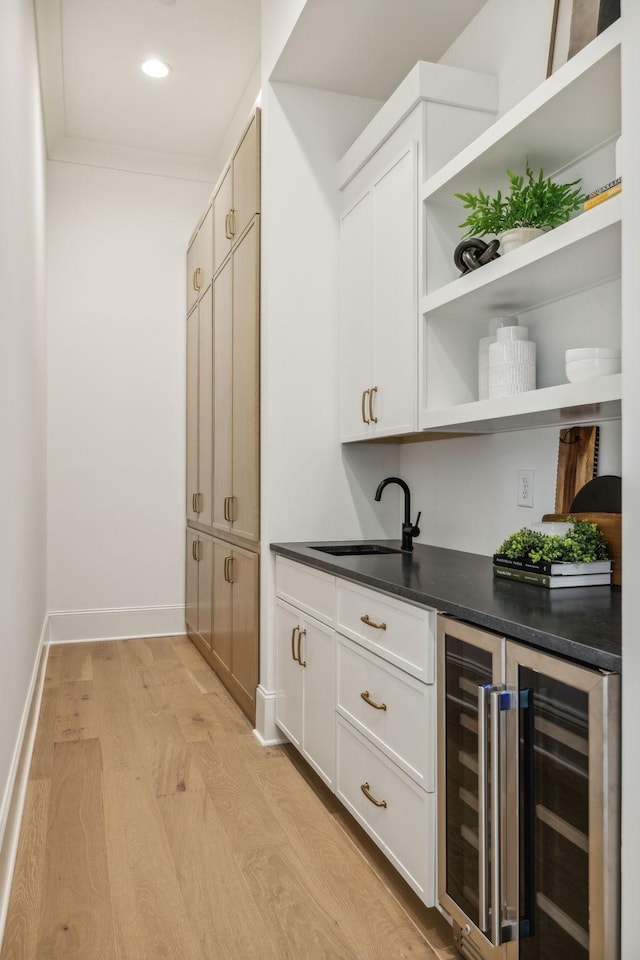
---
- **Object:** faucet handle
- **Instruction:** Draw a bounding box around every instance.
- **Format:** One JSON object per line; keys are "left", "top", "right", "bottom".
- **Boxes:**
{"left": 412, "top": 511, "right": 421, "bottom": 537}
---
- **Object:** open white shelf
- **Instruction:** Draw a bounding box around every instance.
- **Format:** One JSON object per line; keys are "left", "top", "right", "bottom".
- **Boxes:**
{"left": 420, "top": 20, "right": 621, "bottom": 204}
{"left": 422, "top": 194, "right": 621, "bottom": 320}
{"left": 420, "top": 375, "right": 621, "bottom": 434}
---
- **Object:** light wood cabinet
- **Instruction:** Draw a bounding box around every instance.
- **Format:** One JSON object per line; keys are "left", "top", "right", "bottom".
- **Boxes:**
{"left": 185, "top": 529, "right": 213, "bottom": 651}
{"left": 213, "top": 112, "right": 261, "bottom": 276}
{"left": 187, "top": 202, "right": 213, "bottom": 315}
{"left": 185, "top": 285, "right": 213, "bottom": 526}
{"left": 212, "top": 216, "right": 260, "bottom": 543}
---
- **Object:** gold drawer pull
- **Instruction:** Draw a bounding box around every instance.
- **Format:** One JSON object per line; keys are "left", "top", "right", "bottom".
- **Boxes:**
{"left": 361, "top": 614, "right": 386, "bottom": 631}
{"left": 193, "top": 267, "right": 201, "bottom": 291}
{"left": 369, "top": 385, "right": 378, "bottom": 424}
{"left": 291, "top": 626, "right": 299, "bottom": 662}
{"left": 361, "top": 782, "right": 387, "bottom": 808}
{"left": 361, "top": 690, "right": 387, "bottom": 711}
{"left": 361, "top": 389, "right": 370, "bottom": 424}
{"left": 224, "top": 556, "right": 234, "bottom": 584}
{"left": 297, "top": 628, "right": 306, "bottom": 668}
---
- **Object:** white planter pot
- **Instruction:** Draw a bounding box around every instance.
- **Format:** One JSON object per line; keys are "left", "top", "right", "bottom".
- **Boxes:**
{"left": 499, "top": 227, "right": 544, "bottom": 255}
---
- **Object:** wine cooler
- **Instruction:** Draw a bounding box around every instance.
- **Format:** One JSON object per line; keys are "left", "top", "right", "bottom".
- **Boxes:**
{"left": 437, "top": 616, "right": 619, "bottom": 959}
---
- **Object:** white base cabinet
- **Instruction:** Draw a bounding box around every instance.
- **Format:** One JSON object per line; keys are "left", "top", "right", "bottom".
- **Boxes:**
{"left": 274, "top": 556, "right": 437, "bottom": 905}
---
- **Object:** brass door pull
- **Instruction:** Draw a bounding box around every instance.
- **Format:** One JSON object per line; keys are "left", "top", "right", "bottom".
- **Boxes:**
{"left": 360, "top": 690, "right": 387, "bottom": 711}
{"left": 225, "top": 210, "right": 236, "bottom": 240}
{"left": 224, "top": 556, "right": 234, "bottom": 584}
{"left": 223, "top": 496, "right": 235, "bottom": 523}
{"left": 192, "top": 540, "right": 197, "bottom": 561}
{"left": 361, "top": 389, "right": 370, "bottom": 425}
{"left": 192, "top": 493, "right": 197, "bottom": 512}
{"left": 369, "top": 385, "right": 378, "bottom": 423}
{"left": 297, "top": 628, "right": 307, "bottom": 667}
{"left": 291, "top": 626, "right": 299, "bottom": 662}
{"left": 360, "top": 614, "right": 387, "bottom": 631}
{"left": 193, "top": 267, "right": 201, "bottom": 291}
{"left": 360, "top": 782, "right": 387, "bottom": 808}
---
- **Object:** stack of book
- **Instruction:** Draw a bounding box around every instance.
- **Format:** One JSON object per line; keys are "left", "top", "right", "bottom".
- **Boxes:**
{"left": 493, "top": 554, "right": 612, "bottom": 589}
{"left": 583, "top": 177, "right": 622, "bottom": 211}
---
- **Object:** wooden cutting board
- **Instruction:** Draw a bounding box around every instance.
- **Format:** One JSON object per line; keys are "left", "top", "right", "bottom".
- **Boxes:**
{"left": 554, "top": 426, "right": 599, "bottom": 513}
{"left": 542, "top": 511, "right": 621, "bottom": 586}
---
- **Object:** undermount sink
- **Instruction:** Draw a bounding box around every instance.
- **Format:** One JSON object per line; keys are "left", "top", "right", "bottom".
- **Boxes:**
{"left": 310, "top": 543, "right": 402, "bottom": 557}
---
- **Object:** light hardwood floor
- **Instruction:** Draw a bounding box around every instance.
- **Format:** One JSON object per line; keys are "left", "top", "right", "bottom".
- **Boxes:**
{"left": 1, "top": 637, "right": 456, "bottom": 960}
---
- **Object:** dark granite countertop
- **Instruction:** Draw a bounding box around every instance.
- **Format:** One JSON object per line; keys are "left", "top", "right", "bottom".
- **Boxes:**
{"left": 271, "top": 540, "right": 621, "bottom": 672}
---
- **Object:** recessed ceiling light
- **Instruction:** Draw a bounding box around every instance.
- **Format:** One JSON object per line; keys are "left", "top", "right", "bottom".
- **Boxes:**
{"left": 141, "top": 58, "right": 171, "bottom": 79}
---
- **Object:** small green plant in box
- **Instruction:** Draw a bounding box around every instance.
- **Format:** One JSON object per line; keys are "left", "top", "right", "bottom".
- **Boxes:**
{"left": 455, "top": 163, "right": 586, "bottom": 242}
{"left": 497, "top": 518, "right": 609, "bottom": 564}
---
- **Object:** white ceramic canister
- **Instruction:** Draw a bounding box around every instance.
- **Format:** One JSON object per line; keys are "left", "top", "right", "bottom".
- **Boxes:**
{"left": 488, "top": 325, "right": 536, "bottom": 398}
{"left": 478, "top": 316, "right": 518, "bottom": 400}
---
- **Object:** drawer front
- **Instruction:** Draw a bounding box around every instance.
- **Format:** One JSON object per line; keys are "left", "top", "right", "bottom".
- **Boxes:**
{"left": 275, "top": 557, "right": 335, "bottom": 625}
{"left": 336, "top": 579, "right": 434, "bottom": 681}
{"left": 336, "top": 718, "right": 434, "bottom": 905}
{"left": 336, "top": 637, "right": 434, "bottom": 790}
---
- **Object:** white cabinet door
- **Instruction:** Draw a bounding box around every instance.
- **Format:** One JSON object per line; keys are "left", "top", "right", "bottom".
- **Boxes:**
{"left": 341, "top": 191, "right": 374, "bottom": 441}
{"left": 372, "top": 143, "right": 417, "bottom": 437}
{"left": 340, "top": 143, "right": 418, "bottom": 441}
{"left": 300, "top": 616, "right": 335, "bottom": 788}
{"left": 275, "top": 602, "right": 303, "bottom": 750}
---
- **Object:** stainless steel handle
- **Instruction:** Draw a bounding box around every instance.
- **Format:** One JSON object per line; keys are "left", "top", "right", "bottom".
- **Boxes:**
{"left": 490, "top": 688, "right": 502, "bottom": 946}
{"left": 360, "top": 614, "right": 386, "bottom": 631}
{"left": 360, "top": 782, "right": 387, "bottom": 808}
{"left": 291, "top": 626, "right": 299, "bottom": 663}
{"left": 360, "top": 690, "right": 387, "bottom": 711}
{"left": 361, "top": 389, "right": 370, "bottom": 424}
{"left": 297, "top": 628, "right": 306, "bottom": 667}
{"left": 369, "top": 385, "right": 378, "bottom": 424}
{"left": 478, "top": 684, "right": 490, "bottom": 935}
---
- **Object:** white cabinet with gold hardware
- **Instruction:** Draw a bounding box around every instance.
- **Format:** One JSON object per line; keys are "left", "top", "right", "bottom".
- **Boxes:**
{"left": 186, "top": 284, "right": 213, "bottom": 526}
{"left": 213, "top": 111, "right": 260, "bottom": 277}
{"left": 186, "top": 202, "right": 213, "bottom": 316}
{"left": 275, "top": 598, "right": 336, "bottom": 788}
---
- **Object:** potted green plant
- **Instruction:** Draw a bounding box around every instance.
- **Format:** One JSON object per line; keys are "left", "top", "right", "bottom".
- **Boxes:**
{"left": 455, "top": 163, "right": 586, "bottom": 254}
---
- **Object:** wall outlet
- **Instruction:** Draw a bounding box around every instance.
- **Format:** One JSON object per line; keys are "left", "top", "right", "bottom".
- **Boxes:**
{"left": 517, "top": 469, "right": 534, "bottom": 508}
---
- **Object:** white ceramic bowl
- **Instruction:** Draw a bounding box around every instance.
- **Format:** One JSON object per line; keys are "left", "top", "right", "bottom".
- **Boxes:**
{"left": 566, "top": 357, "right": 621, "bottom": 382}
{"left": 565, "top": 347, "right": 621, "bottom": 362}
{"left": 530, "top": 522, "right": 574, "bottom": 537}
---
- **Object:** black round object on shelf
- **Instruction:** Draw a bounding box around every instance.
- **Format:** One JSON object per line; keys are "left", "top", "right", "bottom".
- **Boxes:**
{"left": 453, "top": 237, "right": 500, "bottom": 275}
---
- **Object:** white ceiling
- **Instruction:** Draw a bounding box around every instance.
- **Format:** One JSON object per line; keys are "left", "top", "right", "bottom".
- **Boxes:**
{"left": 35, "top": 0, "right": 261, "bottom": 182}
{"left": 34, "top": 0, "right": 488, "bottom": 183}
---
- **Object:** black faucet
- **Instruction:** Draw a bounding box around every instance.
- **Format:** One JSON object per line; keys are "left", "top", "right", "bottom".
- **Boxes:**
{"left": 374, "top": 476, "right": 421, "bottom": 552}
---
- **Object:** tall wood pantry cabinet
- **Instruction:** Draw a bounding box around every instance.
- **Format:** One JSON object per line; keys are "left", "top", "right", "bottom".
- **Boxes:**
{"left": 185, "top": 110, "right": 261, "bottom": 724}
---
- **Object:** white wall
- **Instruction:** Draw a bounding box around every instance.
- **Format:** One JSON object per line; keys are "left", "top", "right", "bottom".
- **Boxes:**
{"left": 0, "top": 0, "right": 47, "bottom": 909}
{"left": 46, "top": 162, "right": 213, "bottom": 638}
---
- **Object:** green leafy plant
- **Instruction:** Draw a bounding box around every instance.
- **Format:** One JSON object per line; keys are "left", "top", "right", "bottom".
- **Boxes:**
{"left": 497, "top": 519, "right": 608, "bottom": 564}
{"left": 455, "top": 163, "right": 586, "bottom": 238}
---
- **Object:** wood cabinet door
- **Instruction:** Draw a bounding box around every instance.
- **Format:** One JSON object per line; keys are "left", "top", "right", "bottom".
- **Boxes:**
{"left": 230, "top": 544, "right": 259, "bottom": 710}
{"left": 231, "top": 219, "right": 260, "bottom": 543}
{"left": 213, "top": 166, "right": 233, "bottom": 276}
{"left": 232, "top": 113, "right": 260, "bottom": 243}
{"left": 371, "top": 143, "right": 417, "bottom": 437}
{"left": 275, "top": 602, "right": 303, "bottom": 749}
{"left": 197, "top": 534, "right": 213, "bottom": 651}
{"left": 212, "top": 256, "right": 233, "bottom": 535}
{"left": 341, "top": 190, "right": 374, "bottom": 441}
{"left": 185, "top": 529, "right": 199, "bottom": 636}
{"left": 187, "top": 235, "right": 198, "bottom": 315}
{"left": 211, "top": 539, "right": 233, "bottom": 673}
{"left": 197, "top": 285, "right": 213, "bottom": 526}
{"left": 186, "top": 306, "right": 199, "bottom": 523}
{"left": 198, "top": 203, "right": 213, "bottom": 293}
{"left": 300, "top": 617, "right": 335, "bottom": 788}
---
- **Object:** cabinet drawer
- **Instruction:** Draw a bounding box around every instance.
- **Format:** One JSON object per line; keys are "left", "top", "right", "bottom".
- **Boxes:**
{"left": 336, "top": 718, "right": 434, "bottom": 905}
{"left": 336, "top": 579, "right": 434, "bottom": 681}
{"left": 275, "top": 557, "right": 335, "bottom": 625}
{"left": 336, "top": 636, "right": 434, "bottom": 790}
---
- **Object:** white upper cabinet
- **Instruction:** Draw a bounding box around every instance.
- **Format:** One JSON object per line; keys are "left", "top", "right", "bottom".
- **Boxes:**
{"left": 420, "top": 22, "right": 622, "bottom": 435}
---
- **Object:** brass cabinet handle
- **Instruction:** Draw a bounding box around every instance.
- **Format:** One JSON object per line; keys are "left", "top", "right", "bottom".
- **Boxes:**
{"left": 223, "top": 496, "right": 229, "bottom": 521}
{"left": 193, "top": 267, "right": 201, "bottom": 291}
{"left": 192, "top": 493, "right": 197, "bottom": 512}
{"left": 369, "top": 385, "right": 378, "bottom": 423}
{"left": 297, "top": 628, "right": 306, "bottom": 668}
{"left": 360, "top": 782, "right": 387, "bottom": 808}
{"left": 225, "top": 210, "right": 236, "bottom": 240}
{"left": 223, "top": 496, "right": 235, "bottom": 522}
{"left": 291, "top": 626, "right": 299, "bottom": 663}
{"left": 361, "top": 389, "right": 370, "bottom": 425}
{"left": 360, "top": 614, "right": 387, "bottom": 631}
{"left": 228, "top": 495, "right": 235, "bottom": 522}
{"left": 224, "top": 555, "right": 234, "bottom": 584}
{"left": 192, "top": 540, "right": 197, "bottom": 561}
{"left": 360, "top": 690, "right": 387, "bottom": 711}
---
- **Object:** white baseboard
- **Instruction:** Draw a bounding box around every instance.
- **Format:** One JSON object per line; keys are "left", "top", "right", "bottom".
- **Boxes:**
{"left": 254, "top": 684, "right": 287, "bottom": 746}
{"left": 47, "top": 604, "right": 185, "bottom": 644}
{"left": 0, "top": 617, "right": 49, "bottom": 945}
